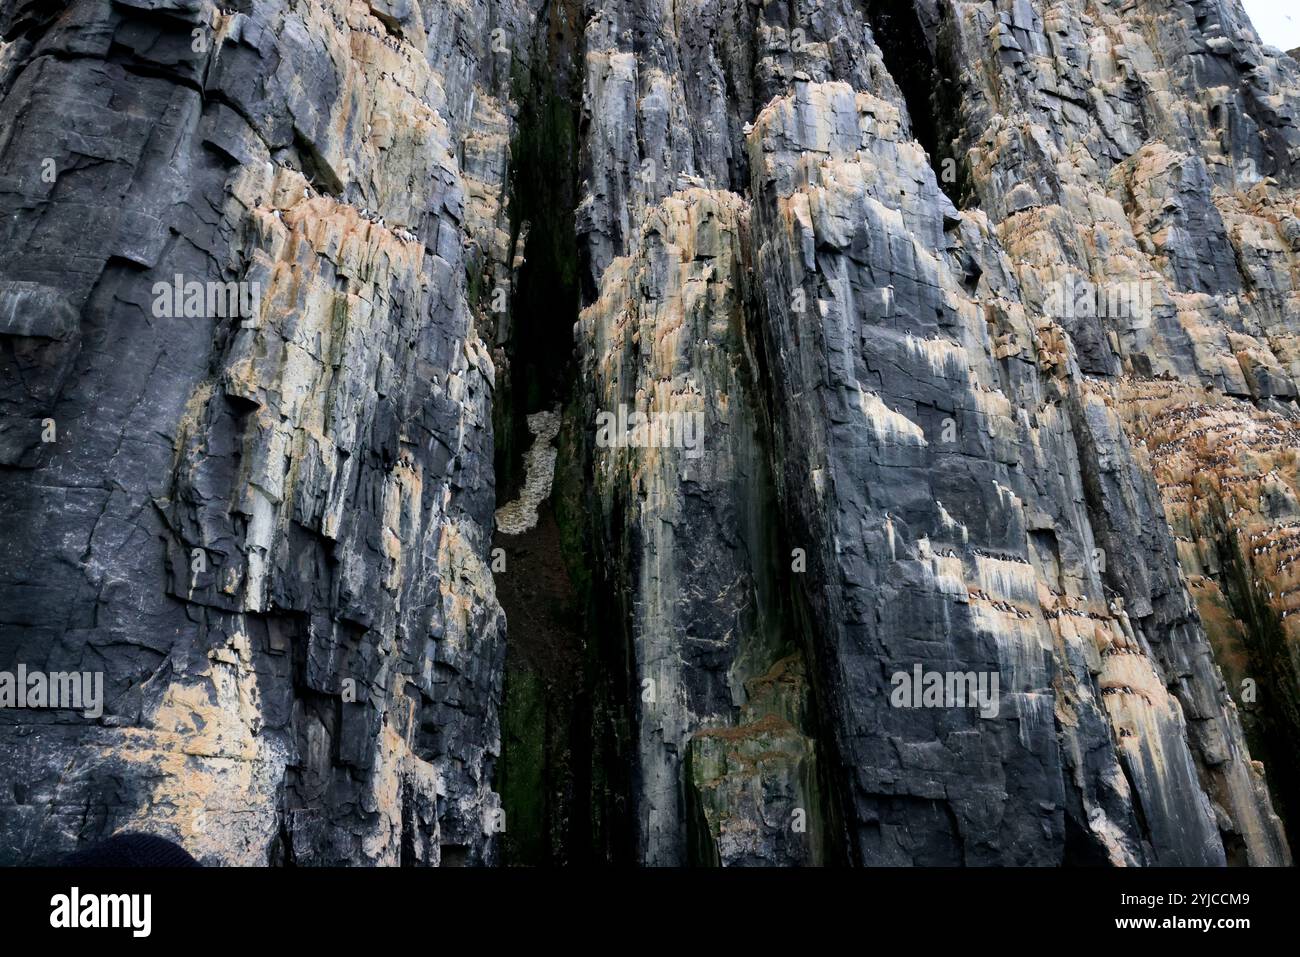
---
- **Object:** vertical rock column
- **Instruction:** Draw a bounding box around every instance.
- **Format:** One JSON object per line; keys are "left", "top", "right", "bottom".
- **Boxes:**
{"left": 577, "top": 191, "right": 827, "bottom": 865}
{"left": 568, "top": 0, "right": 909, "bottom": 866}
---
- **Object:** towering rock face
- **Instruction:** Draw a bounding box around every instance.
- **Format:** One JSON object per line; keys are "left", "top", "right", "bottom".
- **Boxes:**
{"left": 569, "top": 0, "right": 1297, "bottom": 867}
{"left": 0, "top": 0, "right": 526, "bottom": 865}
{"left": 0, "top": 0, "right": 1296, "bottom": 867}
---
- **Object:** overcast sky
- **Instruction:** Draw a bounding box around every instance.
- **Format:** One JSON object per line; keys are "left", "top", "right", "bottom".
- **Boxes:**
{"left": 1242, "top": 0, "right": 1300, "bottom": 50}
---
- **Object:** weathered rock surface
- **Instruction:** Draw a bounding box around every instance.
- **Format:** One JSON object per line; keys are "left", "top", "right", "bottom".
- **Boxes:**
{"left": 576, "top": 190, "right": 827, "bottom": 864}
{"left": 1, "top": 0, "right": 1297, "bottom": 867}
{"left": 571, "top": 0, "right": 1296, "bottom": 866}
{"left": 0, "top": 0, "right": 528, "bottom": 865}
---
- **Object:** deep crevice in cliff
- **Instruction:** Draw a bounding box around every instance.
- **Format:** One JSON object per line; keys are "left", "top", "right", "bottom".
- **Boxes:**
{"left": 492, "top": 0, "right": 585, "bottom": 504}
{"left": 1210, "top": 503, "right": 1300, "bottom": 858}
{"left": 863, "top": 0, "right": 975, "bottom": 208}
{"left": 494, "top": 0, "right": 636, "bottom": 866}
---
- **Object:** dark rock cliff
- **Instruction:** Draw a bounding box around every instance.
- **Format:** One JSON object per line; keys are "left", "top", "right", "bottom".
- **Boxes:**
{"left": 0, "top": 0, "right": 1297, "bottom": 867}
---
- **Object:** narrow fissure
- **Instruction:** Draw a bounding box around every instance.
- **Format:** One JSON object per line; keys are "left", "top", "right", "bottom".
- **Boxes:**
{"left": 493, "top": 0, "right": 635, "bottom": 866}
{"left": 492, "top": 0, "right": 582, "bottom": 503}
{"left": 1211, "top": 504, "right": 1300, "bottom": 860}
{"left": 863, "top": 0, "right": 975, "bottom": 208}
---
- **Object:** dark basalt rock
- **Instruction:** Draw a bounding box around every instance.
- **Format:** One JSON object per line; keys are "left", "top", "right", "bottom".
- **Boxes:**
{"left": 0, "top": 0, "right": 1296, "bottom": 867}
